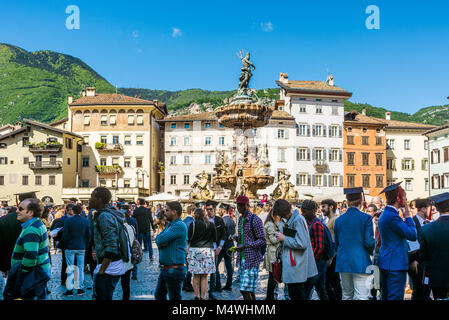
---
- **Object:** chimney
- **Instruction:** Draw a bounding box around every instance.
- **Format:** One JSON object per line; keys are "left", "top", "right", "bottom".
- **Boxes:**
{"left": 279, "top": 72, "right": 288, "bottom": 84}
{"left": 81, "top": 90, "right": 86, "bottom": 97}
{"left": 386, "top": 112, "right": 391, "bottom": 120}
{"left": 362, "top": 107, "right": 366, "bottom": 116}
{"left": 68, "top": 96, "right": 73, "bottom": 104}
{"left": 86, "top": 87, "right": 96, "bottom": 97}
{"left": 153, "top": 99, "right": 158, "bottom": 106}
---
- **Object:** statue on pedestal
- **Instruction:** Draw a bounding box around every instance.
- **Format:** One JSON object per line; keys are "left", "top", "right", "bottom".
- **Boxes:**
{"left": 271, "top": 171, "right": 298, "bottom": 200}
{"left": 255, "top": 144, "right": 271, "bottom": 176}
{"left": 236, "top": 50, "right": 255, "bottom": 96}
{"left": 190, "top": 171, "right": 215, "bottom": 200}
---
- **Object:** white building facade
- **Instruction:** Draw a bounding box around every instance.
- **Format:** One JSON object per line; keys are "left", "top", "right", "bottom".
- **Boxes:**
{"left": 424, "top": 124, "right": 449, "bottom": 197}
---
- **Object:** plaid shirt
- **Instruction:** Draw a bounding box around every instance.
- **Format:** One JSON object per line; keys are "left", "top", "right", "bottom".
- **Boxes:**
{"left": 236, "top": 212, "right": 266, "bottom": 269}
{"left": 307, "top": 217, "right": 325, "bottom": 261}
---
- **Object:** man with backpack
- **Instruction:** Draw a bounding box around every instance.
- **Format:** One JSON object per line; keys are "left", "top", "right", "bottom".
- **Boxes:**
{"left": 90, "top": 187, "right": 127, "bottom": 300}
{"left": 233, "top": 195, "right": 266, "bottom": 300}
{"left": 333, "top": 187, "right": 375, "bottom": 300}
{"left": 300, "top": 199, "right": 330, "bottom": 300}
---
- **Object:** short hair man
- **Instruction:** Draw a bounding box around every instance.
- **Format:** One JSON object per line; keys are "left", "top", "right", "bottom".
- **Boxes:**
{"left": 181, "top": 204, "right": 196, "bottom": 292}
{"left": 377, "top": 182, "right": 417, "bottom": 300}
{"left": 134, "top": 198, "right": 155, "bottom": 262}
{"left": 217, "top": 203, "right": 235, "bottom": 291}
{"left": 9, "top": 198, "right": 50, "bottom": 300}
{"left": 154, "top": 201, "right": 187, "bottom": 300}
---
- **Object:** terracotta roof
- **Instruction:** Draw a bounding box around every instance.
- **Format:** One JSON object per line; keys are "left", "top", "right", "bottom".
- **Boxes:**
{"left": 271, "top": 110, "right": 295, "bottom": 120}
{"left": 160, "top": 110, "right": 295, "bottom": 123}
{"left": 344, "top": 112, "right": 386, "bottom": 126}
{"left": 23, "top": 119, "right": 83, "bottom": 139}
{"left": 49, "top": 118, "right": 68, "bottom": 127}
{"left": 373, "top": 118, "right": 436, "bottom": 130}
{"left": 424, "top": 123, "right": 449, "bottom": 136}
{"left": 0, "top": 126, "right": 28, "bottom": 141}
{"left": 0, "top": 124, "right": 15, "bottom": 131}
{"left": 276, "top": 80, "right": 352, "bottom": 97}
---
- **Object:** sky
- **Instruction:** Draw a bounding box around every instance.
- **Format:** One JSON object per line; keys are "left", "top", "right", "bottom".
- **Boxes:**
{"left": 1, "top": 0, "right": 449, "bottom": 114}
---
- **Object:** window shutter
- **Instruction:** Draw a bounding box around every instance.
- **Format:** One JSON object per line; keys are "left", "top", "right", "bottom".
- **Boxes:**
{"left": 312, "top": 175, "right": 316, "bottom": 186}
{"left": 275, "top": 130, "right": 278, "bottom": 139}
{"left": 339, "top": 126, "right": 342, "bottom": 137}
{"left": 421, "top": 159, "right": 425, "bottom": 170}
{"left": 329, "top": 149, "right": 332, "bottom": 161}
{"left": 411, "top": 160, "right": 415, "bottom": 170}
{"left": 339, "top": 149, "right": 343, "bottom": 162}
{"left": 323, "top": 175, "right": 327, "bottom": 187}
{"left": 340, "top": 175, "right": 344, "bottom": 187}
{"left": 323, "top": 126, "right": 327, "bottom": 137}
{"left": 438, "top": 150, "right": 441, "bottom": 163}
{"left": 323, "top": 149, "right": 326, "bottom": 160}
{"left": 285, "top": 129, "right": 289, "bottom": 139}
{"left": 329, "top": 175, "right": 333, "bottom": 187}
{"left": 432, "top": 176, "right": 435, "bottom": 189}
{"left": 307, "top": 174, "right": 311, "bottom": 186}
{"left": 402, "top": 160, "right": 405, "bottom": 170}
{"left": 441, "top": 175, "right": 444, "bottom": 189}
{"left": 307, "top": 125, "right": 311, "bottom": 136}
{"left": 312, "top": 149, "right": 316, "bottom": 160}
{"left": 307, "top": 148, "right": 311, "bottom": 160}
{"left": 312, "top": 125, "right": 316, "bottom": 137}
{"left": 431, "top": 152, "right": 434, "bottom": 164}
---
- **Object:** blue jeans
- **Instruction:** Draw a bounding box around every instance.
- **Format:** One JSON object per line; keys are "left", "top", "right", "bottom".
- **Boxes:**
{"left": 155, "top": 266, "right": 187, "bottom": 300}
{"left": 305, "top": 259, "right": 329, "bottom": 300}
{"left": 132, "top": 264, "right": 138, "bottom": 278}
{"left": 93, "top": 273, "right": 120, "bottom": 300}
{"left": 138, "top": 232, "right": 153, "bottom": 259}
{"left": 380, "top": 269, "right": 407, "bottom": 300}
{"left": 65, "top": 249, "right": 85, "bottom": 290}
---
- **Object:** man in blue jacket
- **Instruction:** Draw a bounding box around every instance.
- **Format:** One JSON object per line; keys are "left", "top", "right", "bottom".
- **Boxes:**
{"left": 377, "top": 182, "right": 417, "bottom": 300}
{"left": 334, "top": 187, "right": 375, "bottom": 300}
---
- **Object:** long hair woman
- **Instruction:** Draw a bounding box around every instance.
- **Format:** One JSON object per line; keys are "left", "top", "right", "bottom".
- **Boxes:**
{"left": 263, "top": 209, "right": 281, "bottom": 300}
{"left": 186, "top": 208, "right": 217, "bottom": 300}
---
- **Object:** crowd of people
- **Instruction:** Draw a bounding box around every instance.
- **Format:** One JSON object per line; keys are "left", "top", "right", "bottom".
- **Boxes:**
{"left": 1, "top": 181, "right": 449, "bottom": 301}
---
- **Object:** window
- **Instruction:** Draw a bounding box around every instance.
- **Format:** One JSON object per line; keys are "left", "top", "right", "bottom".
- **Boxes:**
{"left": 432, "top": 149, "right": 440, "bottom": 164}
{"left": 361, "top": 136, "right": 369, "bottom": 145}
{"left": 184, "top": 123, "right": 190, "bottom": 129}
{"left": 296, "top": 174, "right": 307, "bottom": 186}
{"left": 111, "top": 179, "right": 117, "bottom": 188}
{"left": 101, "top": 115, "right": 108, "bottom": 126}
{"left": 124, "top": 136, "right": 131, "bottom": 145}
{"left": 84, "top": 115, "right": 90, "bottom": 125}
{"left": 376, "top": 137, "right": 382, "bottom": 145}
{"left": 405, "top": 179, "right": 413, "bottom": 191}
{"left": 313, "top": 125, "right": 324, "bottom": 137}
{"left": 387, "top": 139, "right": 395, "bottom": 150}
{"left": 315, "top": 175, "right": 323, "bottom": 186}
{"left": 83, "top": 136, "right": 89, "bottom": 145}
{"left": 65, "top": 138, "right": 73, "bottom": 149}
{"left": 22, "top": 137, "right": 29, "bottom": 147}
{"left": 0, "top": 157, "right": 7, "bottom": 165}
{"left": 376, "top": 175, "right": 384, "bottom": 188}
{"left": 316, "top": 105, "right": 322, "bottom": 114}
{"left": 113, "top": 136, "right": 119, "bottom": 144}
{"left": 315, "top": 149, "right": 323, "bottom": 161}
{"left": 424, "top": 140, "right": 428, "bottom": 150}
{"left": 171, "top": 123, "right": 176, "bottom": 129}
{"left": 49, "top": 155, "right": 56, "bottom": 164}
{"left": 278, "top": 148, "right": 286, "bottom": 162}
{"left": 402, "top": 159, "right": 414, "bottom": 170}
{"left": 362, "top": 153, "right": 370, "bottom": 166}
{"left": 387, "top": 159, "right": 396, "bottom": 170}
{"left": 136, "top": 115, "right": 144, "bottom": 125}
{"left": 0, "top": 143, "right": 6, "bottom": 149}
{"left": 205, "top": 123, "right": 211, "bottom": 128}
{"left": 67, "top": 158, "right": 71, "bottom": 165}
{"left": 332, "top": 106, "right": 338, "bottom": 115}
{"left": 0, "top": 176, "right": 3, "bottom": 185}
{"left": 445, "top": 147, "right": 449, "bottom": 162}
{"left": 100, "top": 179, "right": 106, "bottom": 187}
{"left": 205, "top": 137, "right": 211, "bottom": 145}
{"left": 331, "top": 175, "right": 340, "bottom": 187}
{"left": 298, "top": 124, "right": 307, "bottom": 136}
{"left": 219, "top": 137, "right": 225, "bottom": 145}
{"left": 219, "top": 124, "right": 224, "bottom": 128}
{"left": 49, "top": 176, "right": 56, "bottom": 185}
{"left": 23, "top": 157, "right": 29, "bottom": 164}
{"left": 184, "top": 137, "right": 190, "bottom": 146}
{"left": 170, "top": 175, "right": 177, "bottom": 185}
{"left": 136, "top": 135, "right": 143, "bottom": 145}
{"left": 362, "top": 174, "right": 370, "bottom": 188}
{"left": 347, "top": 175, "right": 355, "bottom": 187}
{"left": 35, "top": 176, "right": 41, "bottom": 185}
{"left": 22, "top": 175, "right": 28, "bottom": 185}
{"left": 112, "top": 158, "right": 119, "bottom": 166}
{"left": 170, "top": 155, "right": 176, "bottom": 165}
{"left": 347, "top": 136, "right": 354, "bottom": 145}
{"left": 299, "top": 104, "right": 306, "bottom": 113}
{"left": 432, "top": 175, "right": 440, "bottom": 189}
{"left": 376, "top": 153, "right": 383, "bottom": 166}
{"left": 278, "top": 129, "right": 285, "bottom": 139}
{"left": 100, "top": 158, "right": 107, "bottom": 166}
{"left": 329, "top": 126, "right": 339, "bottom": 137}
{"left": 136, "top": 158, "right": 143, "bottom": 168}
{"left": 296, "top": 148, "right": 307, "bottom": 161}
{"left": 184, "top": 155, "right": 190, "bottom": 164}
{"left": 205, "top": 155, "right": 211, "bottom": 164}
{"left": 124, "top": 158, "right": 131, "bottom": 168}
{"left": 100, "top": 136, "right": 107, "bottom": 144}
{"left": 347, "top": 152, "right": 355, "bottom": 165}
{"left": 422, "top": 159, "right": 428, "bottom": 171}
{"left": 128, "top": 115, "right": 135, "bottom": 125}
{"left": 124, "top": 179, "right": 131, "bottom": 188}
{"left": 404, "top": 140, "right": 411, "bottom": 150}
{"left": 109, "top": 114, "right": 116, "bottom": 125}
{"left": 184, "top": 175, "right": 190, "bottom": 185}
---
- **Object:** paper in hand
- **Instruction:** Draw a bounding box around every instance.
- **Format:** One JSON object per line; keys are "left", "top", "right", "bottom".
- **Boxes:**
{"left": 50, "top": 227, "right": 63, "bottom": 238}
{"left": 407, "top": 240, "right": 420, "bottom": 252}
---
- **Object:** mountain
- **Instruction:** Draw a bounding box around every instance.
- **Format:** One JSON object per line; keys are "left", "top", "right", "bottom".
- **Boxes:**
{"left": 0, "top": 43, "right": 448, "bottom": 127}
{"left": 0, "top": 43, "right": 115, "bottom": 124}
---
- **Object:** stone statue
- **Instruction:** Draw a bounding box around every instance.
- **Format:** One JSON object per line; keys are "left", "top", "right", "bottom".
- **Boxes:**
{"left": 190, "top": 171, "right": 215, "bottom": 200}
{"left": 271, "top": 171, "right": 298, "bottom": 200}
{"left": 234, "top": 168, "right": 247, "bottom": 198}
{"left": 214, "top": 151, "right": 233, "bottom": 176}
{"left": 255, "top": 144, "right": 271, "bottom": 176}
{"left": 236, "top": 50, "right": 255, "bottom": 95}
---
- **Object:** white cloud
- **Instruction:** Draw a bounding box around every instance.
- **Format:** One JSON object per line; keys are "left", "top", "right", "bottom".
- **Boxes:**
{"left": 132, "top": 30, "right": 139, "bottom": 39}
{"left": 260, "top": 22, "right": 273, "bottom": 32}
{"left": 172, "top": 27, "right": 182, "bottom": 38}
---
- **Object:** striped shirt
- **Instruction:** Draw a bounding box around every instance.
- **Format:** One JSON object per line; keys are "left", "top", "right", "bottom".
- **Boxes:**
{"left": 11, "top": 217, "right": 51, "bottom": 274}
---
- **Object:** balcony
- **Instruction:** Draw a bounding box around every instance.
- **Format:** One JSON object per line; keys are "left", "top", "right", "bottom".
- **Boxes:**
{"left": 314, "top": 160, "right": 327, "bottom": 173}
{"left": 95, "top": 142, "right": 124, "bottom": 153}
{"left": 95, "top": 165, "right": 123, "bottom": 175}
{"left": 29, "top": 161, "right": 62, "bottom": 170}
{"left": 29, "top": 143, "right": 62, "bottom": 153}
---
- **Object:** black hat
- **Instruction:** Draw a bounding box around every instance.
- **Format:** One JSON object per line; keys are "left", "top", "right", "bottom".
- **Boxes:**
{"left": 430, "top": 192, "right": 449, "bottom": 204}
{"left": 205, "top": 200, "right": 218, "bottom": 207}
{"left": 344, "top": 187, "right": 364, "bottom": 201}
{"left": 14, "top": 191, "right": 38, "bottom": 202}
{"left": 379, "top": 182, "right": 402, "bottom": 194}
{"left": 195, "top": 201, "right": 206, "bottom": 208}
{"left": 301, "top": 199, "right": 318, "bottom": 211}
{"left": 219, "top": 203, "right": 230, "bottom": 211}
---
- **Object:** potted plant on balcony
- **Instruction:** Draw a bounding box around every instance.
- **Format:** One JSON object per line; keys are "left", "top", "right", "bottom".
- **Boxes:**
{"left": 95, "top": 142, "right": 106, "bottom": 150}
{"left": 157, "top": 161, "right": 165, "bottom": 173}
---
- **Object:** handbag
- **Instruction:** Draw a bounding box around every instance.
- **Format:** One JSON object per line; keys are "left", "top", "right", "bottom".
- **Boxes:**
{"left": 272, "top": 246, "right": 283, "bottom": 284}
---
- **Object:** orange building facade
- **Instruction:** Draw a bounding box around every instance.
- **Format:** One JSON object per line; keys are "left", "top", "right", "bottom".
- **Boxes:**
{"left": 343, "top": 112, "right": 387, "bottom": 198}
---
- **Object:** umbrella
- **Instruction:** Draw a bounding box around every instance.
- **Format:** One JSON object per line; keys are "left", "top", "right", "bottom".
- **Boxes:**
{"left": 145, "top": 192, "right": 179, "bottom": 202}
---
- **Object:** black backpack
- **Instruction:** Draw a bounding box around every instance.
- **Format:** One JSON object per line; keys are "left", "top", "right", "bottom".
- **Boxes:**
{"left": 249, "top": 214, "right": 266, "bottom": 256}
{"left": 309, "top": 218, "right": 336, "bottom": 260}
{"left": 95, "top": 210, "right": 130, "bottom": 263}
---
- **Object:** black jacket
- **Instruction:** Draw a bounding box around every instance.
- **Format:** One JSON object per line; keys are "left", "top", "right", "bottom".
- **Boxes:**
{"left": 419, "top": 216, "right": 449, "bottom": 288}
{"left": 133, "top": 206, "right": 154, "bottom": 234}
{"left": 0, "top": 212, "right": 22, "bottom": 272}
{"left": 409, "top": 215, "right": 424, "bottom": 263}
{"left": 188, "top": 220, "right": 217, "bottom": 248}
{"left": 210, "top": 215, "right": 227, "bottom": 246}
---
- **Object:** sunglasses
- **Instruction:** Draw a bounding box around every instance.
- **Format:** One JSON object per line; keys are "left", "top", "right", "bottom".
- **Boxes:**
{"left": 206, "top": 207, "right": 214, "bottom": 211}
{"left": 18, "top": 206, "right": 25, "bottom": 212}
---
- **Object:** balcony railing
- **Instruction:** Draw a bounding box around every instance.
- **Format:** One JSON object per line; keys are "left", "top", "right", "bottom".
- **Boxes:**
{"left": 29, "top": 144, "right": 62, "bottom": 153}
{"left": 95, "top": 165, "right": 123, "bottom": 175}
{"left": 29, "top": 161, "right": 62, "bottom": 169}
{"left": 95, "top": 143, "right": 124, "bottom": 152}
{"left": 314, "top": 160, "right": 327, "bottom": 172}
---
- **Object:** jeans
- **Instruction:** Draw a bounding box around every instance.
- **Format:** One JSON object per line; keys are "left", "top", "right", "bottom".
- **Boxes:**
{"left": 138, "top": 232, "right": 153, "bottom": 259}
{"left": 340, "top": 272, "right": 370, "bottom": 300}
{"left": 120, "top": 269, "right": 132, "bottom": 301}
{"left": 93, "top": 273, "right": 120, "bottom": 300}
{"left": 0, "top": 276, "right": 5, "bottom": 300}
{"left": 65, "top": 249, "right": 85, "bottom": 290}
{"left": 155, "top": 266, "right": 187, "bottom": 300}
{"left": 305, "top": 259, "right": 329, "bottom": 300}
{"left": 214, "top": 241, "right": 234, "bottom": 289}
{"left": 326, "top": 258, "right": 342, "bottom": 300}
